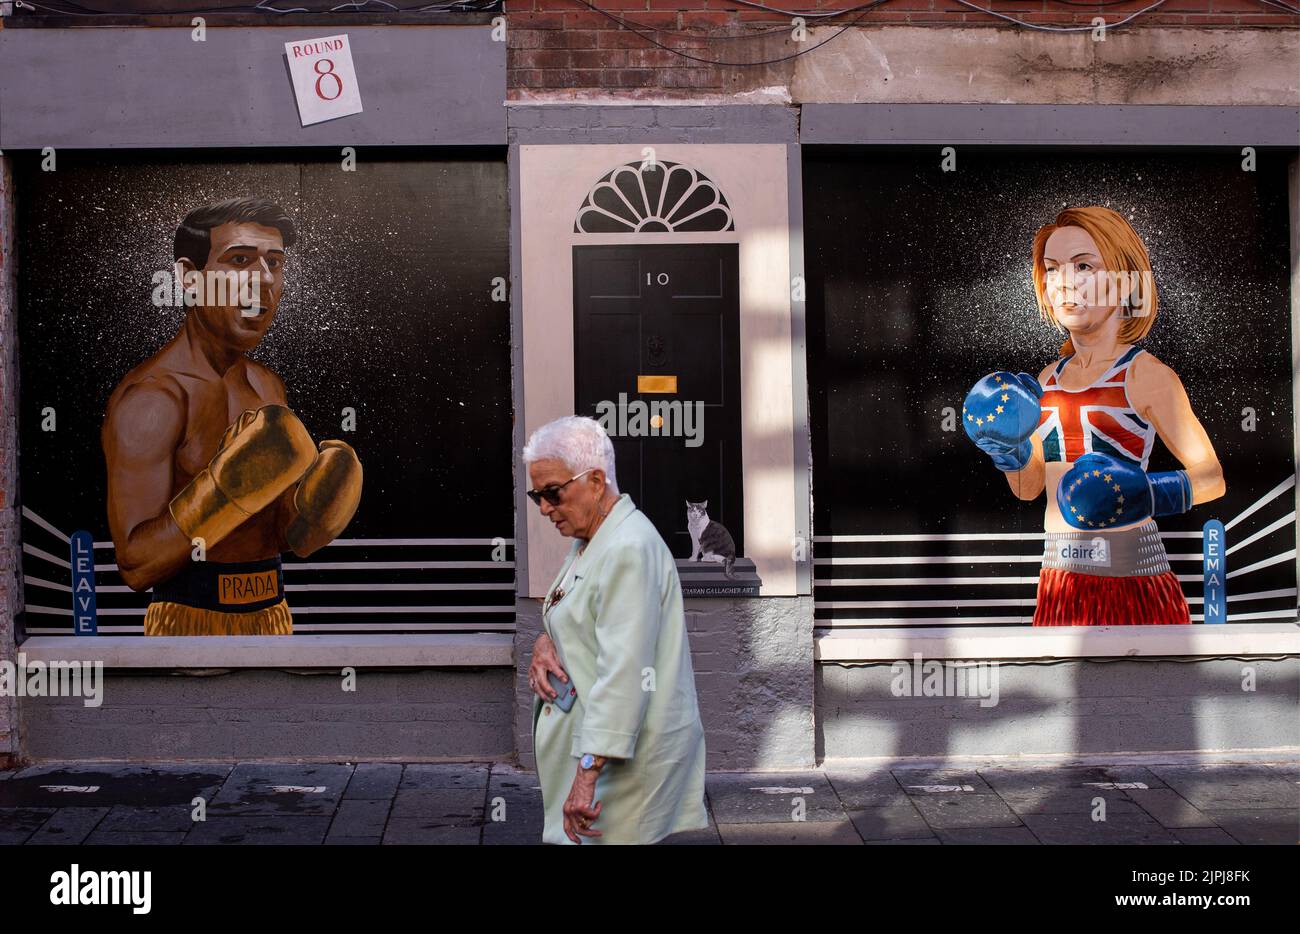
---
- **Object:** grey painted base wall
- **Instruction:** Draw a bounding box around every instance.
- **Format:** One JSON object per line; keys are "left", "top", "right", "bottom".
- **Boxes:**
{"left": 818, "top": 658, "right": 1300, "bottom": 762}
{"left": 18, "top": 668, "right": 514, "bottom": 762}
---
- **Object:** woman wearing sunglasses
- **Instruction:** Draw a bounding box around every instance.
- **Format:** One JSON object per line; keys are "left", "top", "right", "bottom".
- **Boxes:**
{"left": 522, "top": 415, "right": 708, "bottom": 845}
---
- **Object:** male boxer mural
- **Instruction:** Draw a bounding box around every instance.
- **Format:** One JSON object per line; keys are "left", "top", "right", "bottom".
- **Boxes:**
{"left": 102, "top": 196, "right": 363, "bottom": 635}
{"left": 961, "top": 205, "right": 1225, "bottom": 626}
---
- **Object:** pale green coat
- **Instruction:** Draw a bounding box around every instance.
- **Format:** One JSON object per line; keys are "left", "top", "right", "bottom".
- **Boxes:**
{"left": 533, "top": 493, "right": 708, "bottom": 845}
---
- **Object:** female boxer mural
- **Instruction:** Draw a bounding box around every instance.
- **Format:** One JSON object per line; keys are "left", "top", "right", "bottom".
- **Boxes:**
{"left": 961, "top": 206, "right": 1225, "bottom": 626}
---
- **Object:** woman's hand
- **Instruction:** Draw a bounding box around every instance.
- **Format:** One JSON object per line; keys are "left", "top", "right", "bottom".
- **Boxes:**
{"left": 529, "top": 632, "right": 568, "bottom": 702}
{"left": 563, "top": 767, "right": 603, "bottom": 843}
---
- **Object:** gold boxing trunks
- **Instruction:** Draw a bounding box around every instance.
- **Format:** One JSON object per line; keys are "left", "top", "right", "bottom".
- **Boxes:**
{"left": 145, "top": 556, "right": 292, "bottom": 636}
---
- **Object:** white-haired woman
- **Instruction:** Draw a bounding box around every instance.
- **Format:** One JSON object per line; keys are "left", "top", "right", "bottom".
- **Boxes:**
{"left": 523, "top": 415, "right": 708, "bottom": 845}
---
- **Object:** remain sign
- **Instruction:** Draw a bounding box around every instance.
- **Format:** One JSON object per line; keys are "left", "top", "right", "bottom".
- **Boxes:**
{"left": 284, "top": 34, "right": 363, "bottom": 127}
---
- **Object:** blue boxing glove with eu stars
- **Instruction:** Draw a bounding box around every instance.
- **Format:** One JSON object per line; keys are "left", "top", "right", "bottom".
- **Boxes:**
{"left": 962, "top": 371, "right": 1044, "bottom": 472}
{"left": 1057, "top": 452, "right": 1192, "bottom": 530}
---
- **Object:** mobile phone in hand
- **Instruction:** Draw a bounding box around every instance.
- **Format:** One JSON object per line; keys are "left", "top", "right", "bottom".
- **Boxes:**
{"left": 548, "top": 671, "right": 576, "bottom": 712}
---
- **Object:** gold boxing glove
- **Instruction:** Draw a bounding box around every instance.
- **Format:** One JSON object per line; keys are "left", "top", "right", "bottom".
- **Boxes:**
{"left": 169, "top": 404, "right": 318, "bottom": 548}
{"left": 285, "top": 440, "right": 363, "bottom": 558}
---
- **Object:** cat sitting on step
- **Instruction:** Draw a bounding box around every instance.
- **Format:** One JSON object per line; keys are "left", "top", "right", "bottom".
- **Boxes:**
{"left": 686, "top": 500, "right": 737, "bottom": 579}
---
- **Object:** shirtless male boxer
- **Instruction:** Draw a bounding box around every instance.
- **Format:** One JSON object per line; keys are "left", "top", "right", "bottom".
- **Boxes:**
{"left": 102, "top": 196, "right": 362, "bottom": 635}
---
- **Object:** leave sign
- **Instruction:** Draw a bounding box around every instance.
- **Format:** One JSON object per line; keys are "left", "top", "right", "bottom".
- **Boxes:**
{"left": 284, "top": 34, "right": 363, "bottom": 127}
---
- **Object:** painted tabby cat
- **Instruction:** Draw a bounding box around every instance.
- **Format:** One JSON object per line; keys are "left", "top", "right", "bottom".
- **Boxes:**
{"left": 686, "top": 500, "right": 737, "bottom": 579}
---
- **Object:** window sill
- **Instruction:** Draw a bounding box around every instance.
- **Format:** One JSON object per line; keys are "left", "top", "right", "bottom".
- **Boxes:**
{"left": 815, "top": 623, "right": 1300, "bottom": 662}
{"left": 16, "top": 634, "right": 515, "bottom": 669}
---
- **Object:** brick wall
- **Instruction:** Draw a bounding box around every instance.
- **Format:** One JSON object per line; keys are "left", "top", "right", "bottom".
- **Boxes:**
{"left": 0, "top": 156, "right": 18, "bottom": 769}
{"left": 506, "top": 0, "right": 1300, "bottom": 95}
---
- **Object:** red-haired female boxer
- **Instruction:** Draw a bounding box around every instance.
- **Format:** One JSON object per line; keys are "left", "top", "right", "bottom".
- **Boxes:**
{"left": 962, "top": 206, "right": 1225, "bottom": 626}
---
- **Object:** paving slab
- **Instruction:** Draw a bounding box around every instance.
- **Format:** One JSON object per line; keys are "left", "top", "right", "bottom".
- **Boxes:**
{"left": 84, "top": 831, "right": 188, "bottom": 845}
{"left": 935, "top": 827, "right": 1041, "bottom": 845}
{"left": 717, "top": 819, "right": 863, "bottom": 845}
{"left": 706, "top": 772, "right": 843, "bottom": 823}
{"left": 659, "top": 813, "right": 722, "bottom": 846}
{"left": 909, "top": 793, "right": 1025, "bottom": 830}
{"left": 184, "top": 815, "right": 332, "bottom": 845}
{"left": 1203, "top": 808, "right": 1299, "bottom": 845}
{"left": 24, "top": 807, "right": 109, "bottom": 844}
{"left": 824, "top": 770, "right": 908, "bottom": 809}
{"left": 97, "top": 805, "right": 196, "bottom": 833}
{"left": 1123, "top": 788, "right": 1217, "bottom": 829}
{"left": 891, "top": 768, "right": 996, "bottom": 795}
{"left": 0, "top": 807, "right": 56, "bottom": 844}
{"left": 979, "top": 767, "right": 1157, "bottom": 816}
{"left": 1149, "top": 764, "right": 1300, "bottom": 812}
{"left": 328, "top": 798, "right": 392, "bottom": 839}
{"left": 846, "top": 801, "right": 934, "bottom": 841}
{"left": 389, "top": 788, "right": 484, "bottom": 823}
{"left": 343, "top": 763, "right": 403, "bottom": 801}
{"left": 1017, "top": 813, "right": 1181, "bottom": 845}
{"left": 324, "top": 836, "right": 382, "bottom": 845}
{"left": 0, "top": 763, "right": 229, "bottom": 808}
{"left": 382, "top": 818, "right": 482, "bottom": 845}
{"left": 399, "top": 763, "right": 491, "bottom": 791}
{"left": 1172, "top": 827, "right": 1240, "bottom": 845}
{"left": 207, "top": 763, "right": 353, "bottom": 816}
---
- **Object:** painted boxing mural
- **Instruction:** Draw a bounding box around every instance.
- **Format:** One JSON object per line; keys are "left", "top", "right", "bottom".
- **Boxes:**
{"left": 102, "top": 198, "right": 363, "bottom": 635}
{"left": 962, "top": 206, "right": 1225, "bottom": 626}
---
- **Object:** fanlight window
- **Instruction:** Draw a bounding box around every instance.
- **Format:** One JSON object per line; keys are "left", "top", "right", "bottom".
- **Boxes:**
{"left": 574, "top": 161, "right": 735, "bottom": 233}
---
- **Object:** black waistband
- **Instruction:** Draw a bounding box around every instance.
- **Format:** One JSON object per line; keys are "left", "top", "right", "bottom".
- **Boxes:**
{"left": 151, "top": 556, "right": 285, "bottom": 613}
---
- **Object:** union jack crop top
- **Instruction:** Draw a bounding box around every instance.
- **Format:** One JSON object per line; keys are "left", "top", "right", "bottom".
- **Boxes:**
{"left": 1036, "top": 346, "right": 1156, "bottom": 471}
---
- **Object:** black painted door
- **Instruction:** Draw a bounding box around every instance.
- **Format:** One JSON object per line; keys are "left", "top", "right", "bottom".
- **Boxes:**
{"left": 573, "top": 243, "right": 743, "bottom": 558}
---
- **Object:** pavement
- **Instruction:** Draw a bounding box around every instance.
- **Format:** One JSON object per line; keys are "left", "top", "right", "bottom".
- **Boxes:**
{"left": 0, "top": 760, "right": 1296, "bottom": 845}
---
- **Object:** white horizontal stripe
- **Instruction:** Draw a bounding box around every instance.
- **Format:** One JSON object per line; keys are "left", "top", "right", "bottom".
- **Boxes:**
{"left": 816, "top": 555, "right": 1041, "bottom": 566}
{"left": 93, "top": 561, "right": 515, "bottom": 573}
{"left": 91, "top": 537, "right": 515, "bottom": 550}
{"left": 815, "top": 531, "right": 1205, "bottom": 542}
{"left": 24, "top": 605, "right": 72, "bottom": 616}
{"left": 292, "top": 623, "right": 516, "bottom": 631}
{"left": 283, "top": 561, "right": 513, "bottom": 571}
{"left": 24, "top": 544, "right": 71, "bottom": 570}
{"left": 818, "top": 616, "right": 1032, "bottom": 626}
{"left": 24, "top": 576, "right": 71, "bottom": 593}
{"left": 1225, "top": 474, "right": 1296, "bottom": 532}
{"left": 1225, "top": 512, "right": 1296, "bottom": 557}
{"left": 1202, "top": 609, "right": 1299, "bottom": 622}
{"left": 327, "top": 537, "right": 515, "bottom": 547}
{"left": 22, "top": 625, "right": 517, "bottom": 634}
{"left": 293, "top": 606, "right": 515, "bottom": 614}
{"left": 286, "top": 582, "right": 516, "bottom": 592}
{"left": 1186, "top": 588, "right": 1298, "bottom": 605}
{"left": 816, "top": 553, "right": 1203, "bottom": 566}
{"left": 85, "top": 605, "right": 514, "bottom": 617}
{"left": 815, "top": 533, "right": 1043, "bottom": 543}
{"left": 817, "top": 599, "right": 1036, "bottom": 609}
{"left": 22, "top": 508, "right": 70, "bottom": 543}
{"left": 816, "top": 576, "right": 1040, "bottom": 586}
{"left": 1226, "top": 550, "right": 1296, "bottom": 579}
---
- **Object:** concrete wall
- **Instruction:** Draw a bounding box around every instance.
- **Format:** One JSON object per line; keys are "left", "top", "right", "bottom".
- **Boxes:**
{"left": 17, "top": 669, "right": 514, "bottom": 762}
{"left": 0, "top": 156, "right": 18, "bottom": 769}
{"left": 818, "top": 658, "right": 1300, "bottom": 762}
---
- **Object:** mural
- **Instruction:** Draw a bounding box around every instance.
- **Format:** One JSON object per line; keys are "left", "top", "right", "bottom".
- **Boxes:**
{"left": 15, "top": 152, "right": 513, "bottom": 637}
{"left": 961, "top": 206, "right": 1224, "bottom": 626}
{"left": 805, "top": 147, "right": 1296, "bottom": 629}
{"left": 102, "top": 197, "right": 363, "bottom": 635}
